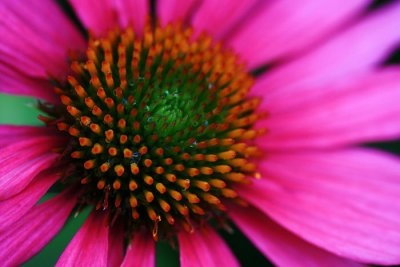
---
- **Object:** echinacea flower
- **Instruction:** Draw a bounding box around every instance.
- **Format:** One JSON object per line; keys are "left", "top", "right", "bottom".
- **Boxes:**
{"left": 1, "top": 0, "right": 400, "bottom": 266}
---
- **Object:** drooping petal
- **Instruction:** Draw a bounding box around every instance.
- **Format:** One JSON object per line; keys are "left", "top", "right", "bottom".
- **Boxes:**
{"left": 121, "top": 231, "right": 155, "bottom": 267}
{"left": 107, "top": 223, "right": 125, "bottom": 267}
{"left": 0, "top": 125, "right": 57, "bottom": 148}
{"left": 69, "top": 0, "right": 148, "bottom": 36}
{"left": 253, "top": 1, "right": 400, "bottom": 96}
{"left": 229, "top": 205, "right": 362, "bottom": 267}
{"left": 0, "top": 190, "right": 77, "bottom": 267}
{"left": 237, "top": 149, "right": 400, "bottom": 265}
{"left": 178, "top": 225, "right": 239, "bottom": 267}
{"left": 190, "top": 0, "right": 259, "bottom": 40}
{"left": 0, "top": 169, "right": 60, "bottom": 232}
{"left": 56, "top": 211, "right": 109, "bottom": 267}
{"left": 156, "top": 0, "right": 200, "bottom": 26}
{"left": 0, "top": 0, "right": 85, "bottom": 101}
{"left": 0, "top": 136, "right": 63, "bottom": 200}
{"left": 227, "top": 0, "right": 370, "bottom": 69}
{"left": 256, "top": 68, "right": 400, "bottom": 149}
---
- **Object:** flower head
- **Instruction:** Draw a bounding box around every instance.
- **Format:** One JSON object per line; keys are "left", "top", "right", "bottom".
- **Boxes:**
{"left": 44, "top": 23, "right": 264, "bottom": 239}
{"left": 1, "top": 0, "right": 400, "bottom": 266}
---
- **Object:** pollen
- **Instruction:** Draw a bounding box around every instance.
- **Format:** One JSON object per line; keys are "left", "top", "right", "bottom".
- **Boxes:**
{"left": 43, "top": 21, "right": 264, "bottom": 240}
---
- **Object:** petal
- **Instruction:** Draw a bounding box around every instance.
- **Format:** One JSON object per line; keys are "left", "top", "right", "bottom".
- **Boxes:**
{"left": 190, "top": 0, "right": 259, "bottom": 40}
{"left": 237, "top": 149, "right": 400, "bottom": 265}
{"left": 107, "top": 224, "right": 124, "bottom": 267}
{"left": 256, "top": 68, "right": 400, "bottom": 149}
{"left": 178, "top": 225, "right": 239, "bottom": 267}
{"left": 227, "top": 0, "right": 370, "bottom": 69}
{"left": 0, "top": 136, "right": 63, "bottom": 200}
{"left": 0, "top": 169, "right": 60, "bottom": 232}
{"left": 0, "top": 64, "right": 57, "bottom": 102}
{"left": 56, "top": 211, "right": 109, "bottom": 267}
{"left": 229, "top": 205, "right": 362, "bottom": 267}
{"left": 68, "top": 0, "right": 116, "bottom": 36}
{"left": 69, "top": 0, "right": 148, "bottom": 36}
{"left": 121, "top": 231, "right": 155, "bottom": 267}
{"left": 253, "top": 1, "right": 400, "bottom": 97}
{"left": 0, "top": 125, "right": 57, "bottom": 148}
{"left": 114, "top": 0, "right": 149, "bottom": 36}
{"left": 0, "top": 190, "right": 77, "bottom": 267}
{"left": 156, "top": 0, "right": 200, "bottom": 27}
{"left": 0, "top": 0, "right": 85, "bottom": 100}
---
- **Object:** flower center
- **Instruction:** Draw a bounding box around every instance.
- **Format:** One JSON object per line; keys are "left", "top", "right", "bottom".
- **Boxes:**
{"left": 44, "top": 23, "right": 264, "bottom": 239}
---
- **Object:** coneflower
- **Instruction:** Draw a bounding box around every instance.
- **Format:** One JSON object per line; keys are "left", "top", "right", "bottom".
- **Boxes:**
{"left": 1, "top": 0, "right": 400, "bottom": 266}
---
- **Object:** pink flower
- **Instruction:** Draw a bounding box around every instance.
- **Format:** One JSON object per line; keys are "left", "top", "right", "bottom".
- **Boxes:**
{"left": 1, "top": 0, "right": 400, "bottom": 266}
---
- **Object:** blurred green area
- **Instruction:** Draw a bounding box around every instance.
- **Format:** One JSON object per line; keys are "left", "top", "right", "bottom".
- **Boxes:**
{"left": 0, "top": 94, "right": 43, "bottom": 126}
{"left": 0, "top": 93, "right": 268, "bottom": 266}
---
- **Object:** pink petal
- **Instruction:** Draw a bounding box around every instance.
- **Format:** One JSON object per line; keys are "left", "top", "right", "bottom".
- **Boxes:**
{"left": 178, "top": 225, "right": 239, "bottom": 267}
{"left": 0, "top": 136, "right": 63, "bottom": 200}
{"left": 253, "top": 1, "right": 400, "bottom": 97}
{"left": 0, "top": 168, "right": 60, "bottom": 232}
{"left": 69, "top": 0, "right": 148, "bottom": 36}
{"left": 68, "top": 0, "right": 115, "bottom": 36}
{"left": 121, "top": 231, "right": 155, "bottom": 267}
{"left": 229, "top": 205, "right": 362, "bottom": 267}
{"left": 0, "top": 125, "right": 57, "bottom": 148}
{"left": 237, "top": 149, "right": 400, "bottom": 265}
{"left": 256, "top": 68, "right": 400, "bottom": 149}
{"left": 157, "top": 0, "right": 200, "bottom": 26}
{"left": 0, "top": 0, "right": 85, "bottom": 100}
{"left": 0, "top": 190, "right": 77, "bottom": 267}
{"left": 227, "top": 0, "right": 369, "bottom": 69}
{"left": 190, "top": 0, "right": 259, "bottom": 40}
{"left": 0, "top": 0, "right": 85, "bottom": 76}
{"left": 114, "top": 0, "right": 148, "bottom": 36}
{"left": 0, "top": 64, "right": 57, "bottom": 103}
{"left": 56, "top": 211, "right": 109, "bottom": 267}
{"left": 108, "top": 224, "right": 124, "bottom": 267}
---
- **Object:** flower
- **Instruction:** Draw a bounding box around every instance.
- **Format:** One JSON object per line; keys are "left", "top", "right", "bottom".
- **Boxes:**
{"left": 1, "top": 0, "right": 400, "bottom": 266}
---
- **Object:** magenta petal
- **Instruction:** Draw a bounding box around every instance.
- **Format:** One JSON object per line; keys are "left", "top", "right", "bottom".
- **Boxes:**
{"left": 114, "top": 0, "right": 148, "bottom": 36}
{"left": 178, "top": 225, "right": 239, "bottom": 267}
{"left": 256, "top": 67, "right": 400, "bottom": 149}
{"left": 237, "top": 149, "right": 400, "bottom": 265}
{"left": 0, "top": 136, "right": 62, "bottom": 200}
{"left": 0, "top": 0, "right": 85, "bottom": 101}
{"left": 107, "top": 224, "right": 124, "bottom": 267}
{"left": 229, "top": 205, "right": 362, "bottom": 267}
{"left": 56, "top": 211, "right": 109, "bottom": 267}
{"left": 253, "top": 1, "right": 400, "bottom": 97}
{"left": 68, "top": 0, "right": 116, "bottom": 36}
{"left": 227, "top": 0, "right": 369, "bottom": 69}
{"left": 121, "top": 231, "right": 155, "bottom": 267}
{"left": 190, "top": 0, "right": 259, "bottom": 40}
{"left": 0, "top": 169, "right": 60, "bottom": 232}
{"left": 0, "top": 125, "right": 57, "bottom": 148}
{"left": 0, "top": 64, "right": 57, "bottom": 103}
{"left": 0, "top": 190, "right": 77, "bottom": 267}
{"left": 69, "top": 0, "right": 148, "bottom": 36}
{"left": 157, "top": 0, "right": 199, "bottom": 26}
{"left": 0, "top": 0, "right": 85, "bottom": 77}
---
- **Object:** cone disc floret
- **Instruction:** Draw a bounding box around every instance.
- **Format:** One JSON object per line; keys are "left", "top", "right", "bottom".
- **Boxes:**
{"left": 43, "top": 22, "right": 264, "bottom": 239}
